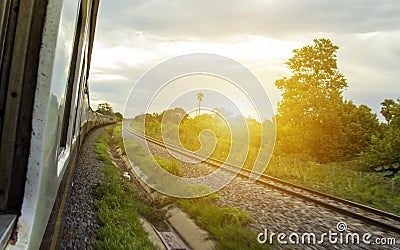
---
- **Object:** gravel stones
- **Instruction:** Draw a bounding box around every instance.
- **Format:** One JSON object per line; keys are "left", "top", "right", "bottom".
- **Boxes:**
{"left": 60, "top": 128, "right": 104, "bottom": 249}
{"left": 126, "top": 133, "right": 400, "bottom": 249}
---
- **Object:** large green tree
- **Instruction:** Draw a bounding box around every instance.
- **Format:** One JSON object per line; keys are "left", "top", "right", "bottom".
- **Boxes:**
{"left": 361, "top": 98, "right": 400, "bottom": 175}
{"left": 338, "top": 101, "right": 380, "bottom": 160}
{"left": 275, "top": 39, "right": 381, "bottom": 163}
{"left": 275, "top": 38, "right": 348, "bottom": 162}
{"left": 381, "top": 98, "right": 400, "bottom": 127}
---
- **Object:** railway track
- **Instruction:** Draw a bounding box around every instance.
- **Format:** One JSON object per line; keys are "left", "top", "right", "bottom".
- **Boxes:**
{"left": 123, "top": 125, "right": 400, "bottom": 236}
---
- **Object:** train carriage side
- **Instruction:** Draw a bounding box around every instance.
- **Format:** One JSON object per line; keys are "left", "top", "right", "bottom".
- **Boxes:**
{"left": 0, "top": 0, "right": 114, "bottom": 249}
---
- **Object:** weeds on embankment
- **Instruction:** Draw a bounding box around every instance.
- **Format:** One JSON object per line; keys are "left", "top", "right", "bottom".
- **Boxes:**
{"left": 93, "top": 126, "right": 164, "bottom": 250}
{"left": 122, "top": 128, "right": 268, "bottom": 249}
{"left": 95, "top": 124, "right": 271, "bottom": 249}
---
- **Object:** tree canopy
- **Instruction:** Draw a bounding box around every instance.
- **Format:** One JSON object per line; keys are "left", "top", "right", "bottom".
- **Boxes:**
{"left": 360, "top": 98, "right": 400, "bottom": 176}
{"left": 96, "top": 102, "right": 113, "bottom": 116}
{"left": 114, "top": 112, "right": 123, "bottom": 121}
{"left": 274, "top": 38, "right": 379, "bottom": 163}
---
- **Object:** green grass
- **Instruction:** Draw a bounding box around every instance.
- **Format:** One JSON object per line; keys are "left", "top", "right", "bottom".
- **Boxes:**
{"left": 131, "top": 118, "right": 400, "bottom": 216}
{"left": 154, "top": 156, "right": 181, "bottom": 176}
{"left": 123, "top": 139, "right": 181, "bottom": 176}
{"left": 93, "top": 125, "right": 167, "bottom": 250}
{"left": 265, "top": 156, "right": 400, "bottom": 215}
{"left": 122, "top": 135, "right": 269, "bottom": 249}
{"left": 110, "top": 124, "right": 125, "bottom": 154}
{"left": 176, "top": 197, "right": 267, "bottom": 250}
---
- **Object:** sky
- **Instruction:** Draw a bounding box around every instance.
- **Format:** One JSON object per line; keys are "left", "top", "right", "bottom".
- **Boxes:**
{"left": 89, "top": 0, "right": 400, "bottom": 120}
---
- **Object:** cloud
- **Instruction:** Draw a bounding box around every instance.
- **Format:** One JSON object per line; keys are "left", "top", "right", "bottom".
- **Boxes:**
{"left": 89, "top": 0, "right": 400, "bottom": 119}
{"left": 332, "top": 31, "right": 400, "bottom": 114}
{"left": 96, "top": 0, "right": 400, "bottom": 42}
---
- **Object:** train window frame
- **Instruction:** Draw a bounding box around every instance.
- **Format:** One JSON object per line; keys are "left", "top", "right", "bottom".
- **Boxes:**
{"left": 0, "top": 0, "right": 48, "bottom": 216}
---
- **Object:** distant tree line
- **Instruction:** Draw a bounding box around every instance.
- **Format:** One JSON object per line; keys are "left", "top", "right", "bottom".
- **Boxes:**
{"left": 132, "top": 107, "right": 275, "bottom": 169}
{"left": 96, "top": 102, "right": 123, "bottom": 121}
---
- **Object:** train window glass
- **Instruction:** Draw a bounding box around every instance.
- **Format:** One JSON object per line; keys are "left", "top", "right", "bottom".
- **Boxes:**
{"left": 59, "top": 6, "right": 82, "bottom": 149}
{"left": 68, "top": 54, "right": 85, "bottom": 146}
{"left": 72, "top": 63, "right": 85, "bottom": 144}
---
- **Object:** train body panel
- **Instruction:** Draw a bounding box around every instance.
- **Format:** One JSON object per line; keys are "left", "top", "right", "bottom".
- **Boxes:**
{"left": 13, "top": 1, "right": 83, "bottom": 248}
{"left": 0, "top": 0, "right": 114, "bottom": 249}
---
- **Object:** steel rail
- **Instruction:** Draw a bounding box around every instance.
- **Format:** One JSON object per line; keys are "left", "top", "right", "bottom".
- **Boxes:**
{"left": 124, "top": 126, "right": 400, "bottom": 235}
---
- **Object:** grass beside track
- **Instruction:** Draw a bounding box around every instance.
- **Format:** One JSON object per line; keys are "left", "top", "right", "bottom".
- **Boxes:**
{"left": 93, "top": 126, "right": 165, "bottom": 250}
{"left": 131, "top": 120, "right": 400, "bottom": 216}
{"left": 122, "top": 132, "right": 269, "bottom": 249}
{"left": 176, "top": 197, "right": 266, "bottom": 250}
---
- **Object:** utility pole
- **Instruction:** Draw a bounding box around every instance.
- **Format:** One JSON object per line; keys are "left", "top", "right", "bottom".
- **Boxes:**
{"left": 197, "top": 93, "right": 203, "bottom": 116}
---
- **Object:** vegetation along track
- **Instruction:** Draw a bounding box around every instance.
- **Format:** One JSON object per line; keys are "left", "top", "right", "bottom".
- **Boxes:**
{"left": 123, "top": 125, "right": 400, "bottom": 236}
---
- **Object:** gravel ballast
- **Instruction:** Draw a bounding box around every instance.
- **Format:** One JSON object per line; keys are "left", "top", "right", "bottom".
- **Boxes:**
{"left": 60, "top": 128, "right": 104, "bottom": 249}
{"left": 125, "top": 129, "right": 400, "bottom": 250}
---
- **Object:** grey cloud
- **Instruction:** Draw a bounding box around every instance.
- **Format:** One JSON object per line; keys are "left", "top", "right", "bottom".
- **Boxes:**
{"left": 90, "top": 0, "right": 400, "bottom": 118}
{"left": 89, "top": 65, "right": 148, "bottom": 112}
{"left": 97, "top": 0, "right": 400, "bottom": 42}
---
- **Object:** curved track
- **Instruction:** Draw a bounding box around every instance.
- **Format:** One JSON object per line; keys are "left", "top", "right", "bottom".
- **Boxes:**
{"left": 124, "top": 125, "right": 400, "bottom": 235}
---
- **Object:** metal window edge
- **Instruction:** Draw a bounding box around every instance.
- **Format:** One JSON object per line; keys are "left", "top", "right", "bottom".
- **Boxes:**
{"left": 0, "top": 214, "right": 16, "bottom": 250}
